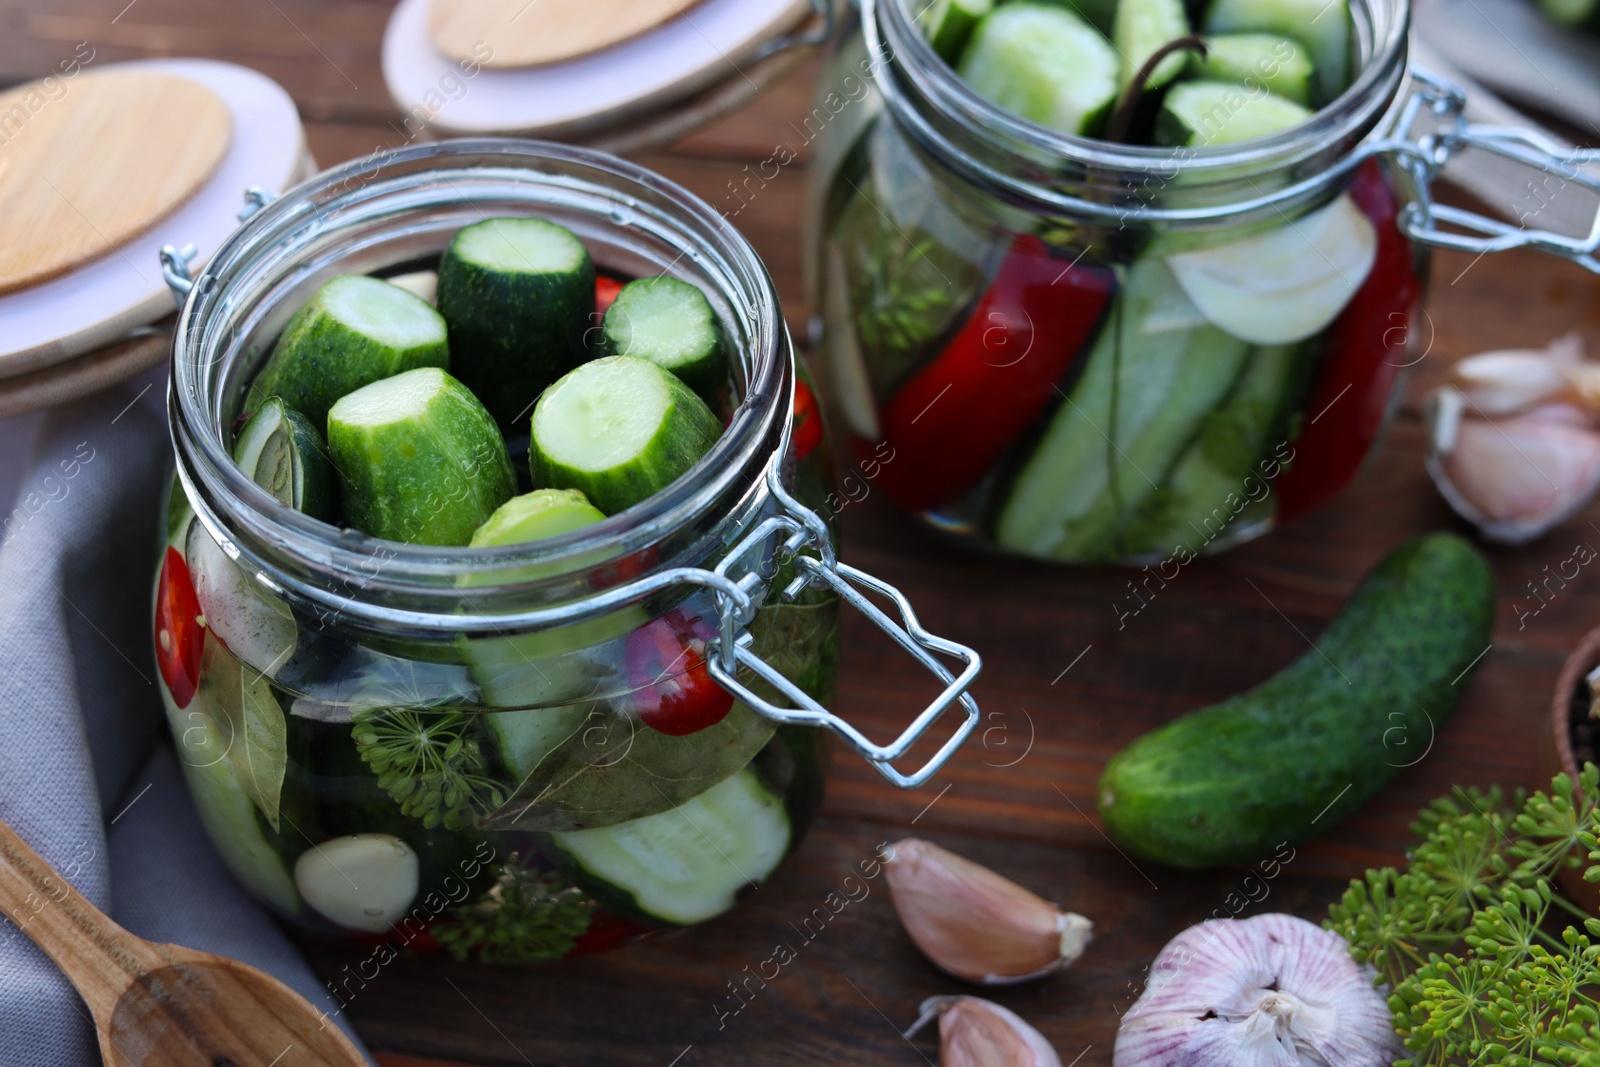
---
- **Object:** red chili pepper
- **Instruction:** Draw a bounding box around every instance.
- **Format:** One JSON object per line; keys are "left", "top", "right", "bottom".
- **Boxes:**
{"left": 569, "top": 908, "right": 656, "bottom": 955}
{"left": 624, "top": 609, "right": 734, "bottom": 737}
{"left": 1275, "top": 161, "right": 1422, "bottom": 524}
{"left": 871, "top": 235, "right": 1116, "bottom": 512}
{"left": 154, "top": 546, "right": 205, "bottom": 708}
{"left": 791, "top": 377, "right": 823, "bottom": 463}
{"left": 595, "top": 275, "right": 626, "bottom": 315}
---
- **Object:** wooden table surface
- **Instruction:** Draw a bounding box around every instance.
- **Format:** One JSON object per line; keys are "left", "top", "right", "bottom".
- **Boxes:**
{"left": 8, "top": 3, "right": 1600, "bottom": 1064}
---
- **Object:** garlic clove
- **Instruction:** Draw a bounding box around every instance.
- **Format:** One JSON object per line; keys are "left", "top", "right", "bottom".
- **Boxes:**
{"left": 906, "top": 996, "right": 1062, "bottom": 1067}
{"left": 1446, "top": 332, "right": 1588, "bottom": 416}
{"left": 1113, "top": 914, "right": 1398, "bottom": 1067}
{"left": 884, "top": 838, "right": 1092, "bottom": 985}
{"left": 1450, "top": 350, "right": 1575, "bottom": 415}
{"left": 1428, "top": 406, "right": 1600, "bottom": 543}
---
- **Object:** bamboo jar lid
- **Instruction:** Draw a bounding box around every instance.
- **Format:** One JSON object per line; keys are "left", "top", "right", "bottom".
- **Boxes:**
{"left": 427, "top": 0, "right": 708, "bottom": 69}
{"left": 0, "top": 59, "right": 308, "bottom": 415}
{"left": 383, "top": 0, "right": 820, "bottom": 146}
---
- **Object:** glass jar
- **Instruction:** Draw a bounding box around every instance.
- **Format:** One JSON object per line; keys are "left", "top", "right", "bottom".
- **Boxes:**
{"left": 805, "top": 0, "right": 1600, "bottom": 564}
{"left": 155, "top": 140, "right": 980, "bottom": 962}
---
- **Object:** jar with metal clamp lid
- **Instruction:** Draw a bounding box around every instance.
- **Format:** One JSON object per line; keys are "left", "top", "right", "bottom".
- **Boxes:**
{"left": 155, "top": 139, "right": 979, "bottom": 960}
{"left": 805, "top": 0, "right": 1600, "bottom": 564}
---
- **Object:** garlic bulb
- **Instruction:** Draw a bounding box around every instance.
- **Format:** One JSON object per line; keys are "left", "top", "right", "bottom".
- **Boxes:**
{"left": 884, "top": 838, "right": 1092, "bottom": 984}
{"left": 1113, "top": 913, "right": 1397, "bottom": 1067}
{"left": 1448, "top": 332, "right": 1583, "bottom": 415}
{"left": 905, "top": 996, "right": 1062, "bottom": 1067}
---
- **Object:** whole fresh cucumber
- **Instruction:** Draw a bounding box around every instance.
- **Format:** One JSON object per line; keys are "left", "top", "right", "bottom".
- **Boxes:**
{"left": 1097, "top": 532, "right": 1495, "bottom": 869}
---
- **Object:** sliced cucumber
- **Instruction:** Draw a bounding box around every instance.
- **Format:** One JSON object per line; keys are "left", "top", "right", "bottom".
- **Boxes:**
{"left": 233, "top": 397, "right": 338, "bottom": 522}
{"left": 601, "top": 276, "right": 727, "bottom": 403}
{"left": 470, "top": 488, "right": 607, "bottom": 551}
{"left": 1156, "top": 80, "right": 1311, "bottom": 146}
{"left": 530, "top": 355, "right": 722, "bottom": 516}
{"left": 918, "top": 0, "right": 994, "bottom": 60}
{"left": 552, "top": 768, "right": 790, "bottom": 926}
{"left": 995, "top": 257, "right": 1253, "bottom": 560}
{"left": 327, "top": 366, "right": 515, "bottom": 545}
{"left": 1193, "top": 33, "right": 1313, "bottom": 104}
{"left": 1118, "top": 342, "right": 1302, "bottom": 554}
{"left": 957, "top": 4, "right": 1120, "bottom": 136}
{"left": 1116, "top": 0, "right": 1191, "bottom": 91}
{"left": 437, "top": 217, "right": 596, "bottom": 432}
{"left": 462, "top": 485, "right": 639, "bottom": 767}
{"left": 1165, "top": 193, "right": 1377, "bottom": 344}
{"left": 162, "top": 680, "right": 300, "bottom": 915}
{"left": 1036, "top": 0, "right": 1118, "bottom": 35}
{"left": 246, "top": 275, "right": 449, "bottom": 430}
{"left": 1203, "top": 0, "right": 1351, "bottom": 104}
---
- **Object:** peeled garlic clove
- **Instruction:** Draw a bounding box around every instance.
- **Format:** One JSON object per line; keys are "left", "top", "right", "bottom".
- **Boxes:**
{"left": 1428, "top": 406, "right": 1600, "bottom": 543}
{"left": 884, "top": 838, "right": 1092, "bottom": 985}
{"left": 1449, "top": 350, "right": 1574, "bottom": 415}
{"left": 1113, "top": 914, "right": 1397, "bottom": 1067}
{"left": 906, "top": 996, "right": 1062, "bottom": 1067}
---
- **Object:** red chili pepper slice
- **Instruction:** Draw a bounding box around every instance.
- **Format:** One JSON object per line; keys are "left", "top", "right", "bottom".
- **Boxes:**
{"left": 624, "top": 609, "right": 735, "bottom": 737}
{"left": 595, "top": 275, "right": 626, "bottom": 315}
{"left": 155, "top": 546, "right": 205, "bottom": 708}
{"left": 1275, "top": 162, "right": 1422, "bottom": 524}
{"left": 872, "top": 235, "right": 1116, "bottom": 512}
{"left": 569, "top": 909, "right": 656, "bottom": 955}
{"left": 792, "top": 377, "right": 823, "bottom": 463}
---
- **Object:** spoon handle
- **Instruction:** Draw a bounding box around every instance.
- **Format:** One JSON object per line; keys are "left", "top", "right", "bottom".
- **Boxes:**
{"left": 0, "top": 817, "right": 149, "bottom": 1017}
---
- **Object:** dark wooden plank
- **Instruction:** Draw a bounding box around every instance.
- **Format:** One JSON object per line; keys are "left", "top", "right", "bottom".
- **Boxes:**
{"left": 309, "top": 817, "right": 1346, "bottom": 1067}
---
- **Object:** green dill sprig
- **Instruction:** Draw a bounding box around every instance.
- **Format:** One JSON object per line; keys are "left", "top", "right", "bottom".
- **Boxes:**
{"left": 434, "top": 853, "right": 594, "bottom": 964}
{"left": 1326, "top": 764, "right": 1600, "bottom": 1066}
{"left": 850, "top": 237, "right": 953, "bottom": 359}
{"left": 352, "top": 707, "right": 505, "bottom": 831}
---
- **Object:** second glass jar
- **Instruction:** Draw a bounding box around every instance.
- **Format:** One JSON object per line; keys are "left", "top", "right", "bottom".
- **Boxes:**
{"left": 806, "top": 0, "right": 1425, "bottom": 564}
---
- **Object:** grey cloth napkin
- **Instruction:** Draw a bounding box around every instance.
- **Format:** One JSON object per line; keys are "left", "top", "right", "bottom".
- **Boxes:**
{"left": 0, "top": 383, "right": 369, "bottom": 1065}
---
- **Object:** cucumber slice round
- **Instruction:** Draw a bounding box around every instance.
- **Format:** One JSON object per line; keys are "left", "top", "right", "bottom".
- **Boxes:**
{"left": 1164, "top": 194, "right": 1377, "bottom": 344}
{"left": 1116, "top": 0, "right": 1191, "bottom": 90}
{"left": 327, "top": 367, "right": 516, "bottom": 545}
{"left": 529, "top": 355, "right": 722, "bottom": 516}
{"left": 246, "top": 275, "right": 449, "bottom": 431}
{"left": 233, "top": 397, "right": 338, "bottom": 522}
{"left": 601, "top": 276, "right": 727, "bottom": 403}
{"left": 1156, "top": 80, "right": 1311, "bottom": 146}
{"left": 1192, "top": 33, "right": 1313, "bottom": 105}
{"left": 437, "top": 217, "right": 596, "bottom": 433}
{"left": 1203, "top": 0, "right": 1351, "bottom": 104}
{"left": 552, "top": 768, "right": 790, "bottom": 926}
{"left": 957, "top": 4, "right": 1120, "bottom": 136}
{"left": 918, "top": 0, "right": 994, "bottom": 60}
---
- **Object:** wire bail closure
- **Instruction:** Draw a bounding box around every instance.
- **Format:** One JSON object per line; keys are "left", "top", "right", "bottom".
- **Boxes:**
{"left": 1385, "top": 69, "right": 1600, "bottom": 271}
{"left": 699, "top": 459, "right": 982, "bottom": 789}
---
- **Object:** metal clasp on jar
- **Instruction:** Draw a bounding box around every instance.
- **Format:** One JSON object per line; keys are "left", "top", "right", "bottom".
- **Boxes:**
{"left": 1380, "top": 69, "right": 1600, "bottom": 271}
{"left": 699, "top": 458, "right": 982, "bottom": 789}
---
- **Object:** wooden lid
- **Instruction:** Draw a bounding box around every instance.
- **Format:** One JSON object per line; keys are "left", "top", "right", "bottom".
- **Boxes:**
{"left": 428, "top": 0, "right": 707, "bottom": 68}
{"left": 0, "top": 69, "right": 231, "bottom": 296}
{"left": 384, "top": 0, "right": 813, "bottom": 137}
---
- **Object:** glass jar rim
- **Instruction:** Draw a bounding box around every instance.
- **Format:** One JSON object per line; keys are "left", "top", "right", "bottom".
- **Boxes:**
{"left": 865, "top": 0, "right": 1412, "bottom": 220}
{"left": 170, "top": 139, "right": 791, "bottom": 626}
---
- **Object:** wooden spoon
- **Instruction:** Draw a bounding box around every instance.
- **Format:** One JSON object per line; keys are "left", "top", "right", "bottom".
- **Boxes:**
{"left": 0, "top": 815, "right": 366, "bottom": 1066}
